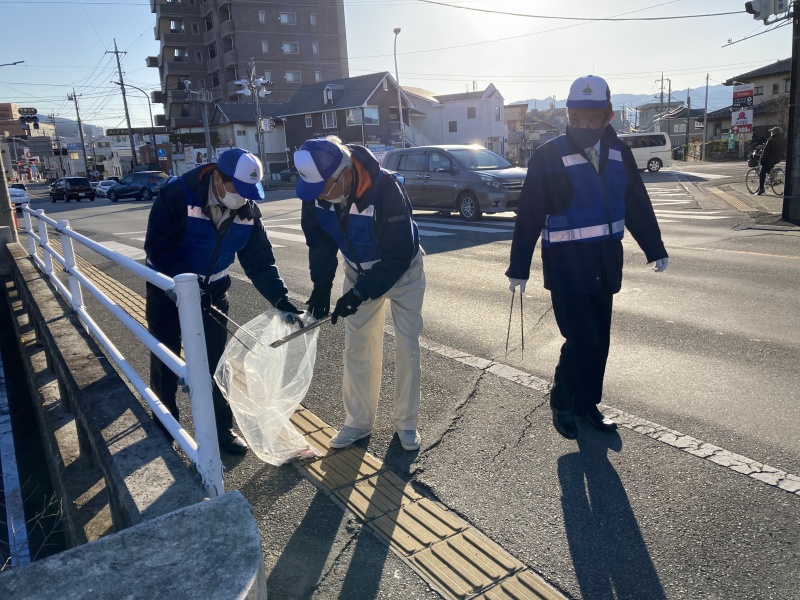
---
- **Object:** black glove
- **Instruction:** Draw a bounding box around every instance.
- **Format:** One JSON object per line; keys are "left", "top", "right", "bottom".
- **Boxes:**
{"left": 199, "top": 289, "right": 212, "bottom": 316}
{"left": 306, "top": 287, "right": 331, "bottom": 320}
{"left": 331, "top": 289, "right": 364, "bottom": 325}
{"left": 275, "top": 296, "right": 303, "bottom": 326}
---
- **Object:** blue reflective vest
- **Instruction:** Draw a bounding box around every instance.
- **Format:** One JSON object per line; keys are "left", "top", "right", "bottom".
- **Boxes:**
{"left": 542, "top": 136, "right": 627, "bottom": 247}
{"left": 174, "top": 177, "right": 255, "bottom": 284}
{"left": 313, "top": 170, "right": 418, "bottom": 271}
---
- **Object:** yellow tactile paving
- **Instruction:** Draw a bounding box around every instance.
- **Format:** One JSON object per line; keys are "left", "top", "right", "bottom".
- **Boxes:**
{"left": 474, "top": 569, "right": 565, "bottom": 600}
{"left": 708, "top": 186, "right": 757, "bottom": 212}
{"left": 409, "top": 529, "right": 524, "bottom": 599}
{"left": 28, "top": 237, "right": 566, "bottom": 600}
{"left": 368, "top": 498, "right": 467, "bottom": 556}
{"left": 334, "top": 471, "right": 421, "bottom": 522}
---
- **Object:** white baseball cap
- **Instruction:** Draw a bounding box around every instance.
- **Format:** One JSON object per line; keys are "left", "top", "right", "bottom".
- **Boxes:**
{"left": 566, "top": 75, "right": 611, "bottom": 110}
{"left": 216, "top": 148, "right": 264, "bottom": 200}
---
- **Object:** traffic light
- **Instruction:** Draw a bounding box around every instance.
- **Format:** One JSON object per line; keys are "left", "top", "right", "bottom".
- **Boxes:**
{"left": 19, "top": 115, "right": 39, "bottom": 129}
{"left": 745, "top": 0, "right": 775, "bottom": 22}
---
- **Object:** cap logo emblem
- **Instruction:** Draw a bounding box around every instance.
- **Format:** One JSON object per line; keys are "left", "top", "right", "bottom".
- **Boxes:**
{"left": 582, "top": 84, "right": 593, "bottom": 95}
{"left": 249, "top": 169, "right": 258, "bottom": 179}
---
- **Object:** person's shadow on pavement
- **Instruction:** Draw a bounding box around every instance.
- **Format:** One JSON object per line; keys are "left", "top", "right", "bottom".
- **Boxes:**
{"left": 558, "top": 429, "right": 667, "bottom": 600}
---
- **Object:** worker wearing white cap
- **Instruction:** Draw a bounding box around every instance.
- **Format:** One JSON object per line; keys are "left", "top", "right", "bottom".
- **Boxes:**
{"left": 506, "top": 75, "right": 669, "bottom": 440}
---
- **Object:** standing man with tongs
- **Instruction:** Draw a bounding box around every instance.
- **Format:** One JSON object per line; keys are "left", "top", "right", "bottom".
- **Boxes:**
{"left": 145, "top": 148, "right": 301, "bottom": 454}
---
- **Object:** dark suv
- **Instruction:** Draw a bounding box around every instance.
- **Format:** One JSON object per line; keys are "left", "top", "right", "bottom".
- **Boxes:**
{"left": 50, "top": 177, "right": 96, "bottom": 202}
{"left": 107, "top": 171, "right": 169, "bottom": 202}
{"left": 382, "top": 145, "right": 527, "bottom": 221}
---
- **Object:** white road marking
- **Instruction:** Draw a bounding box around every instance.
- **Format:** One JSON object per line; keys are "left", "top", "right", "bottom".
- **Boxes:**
{"left": 420, "top": 217, "right": 516, "bottom": 229}
{"left": 414, "top": 222, "right": 513, "bottom": 233}
{"left": 653, "top": 211, "right": 730, "bottom": 220}
{"left": 677, "top": 171, "right": 730, "bottom": 180}
{"left": 101, "top": 241, "right": 146, "bottom": 260}
{"left": 114, "top": 230, "right": 147, "bottom": 235}
{"left": 265, "top": 230, "right": 308, "bottom": 244}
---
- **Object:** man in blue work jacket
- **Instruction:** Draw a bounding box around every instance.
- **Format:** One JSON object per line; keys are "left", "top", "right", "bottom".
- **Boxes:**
{"left": 145, "top": 148, "right": 301, "bottom": 454}
{"left": 506, "top": 75, "right": 669, "bottom": 440}
{"left": 294, "top": 136, "right": 426, "bottom": 452}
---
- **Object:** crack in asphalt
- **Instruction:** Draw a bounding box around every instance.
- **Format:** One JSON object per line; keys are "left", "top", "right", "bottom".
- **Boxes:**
{"left": 312, "top": 525, "right": 359, "bottom": 593}
{"left": 492, "top": 394, "right": 549, "bottom": 462}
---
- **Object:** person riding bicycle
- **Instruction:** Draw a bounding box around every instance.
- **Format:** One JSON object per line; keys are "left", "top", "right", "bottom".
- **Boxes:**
{"left": 756, "top": 127, "right": 786, "bottom": 195}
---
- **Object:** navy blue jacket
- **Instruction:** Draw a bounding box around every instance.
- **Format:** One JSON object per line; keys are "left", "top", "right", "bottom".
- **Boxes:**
{"left": 301, "top": 145, "right": 420, "bottom": 300}
{"left": 506, "top": 126, "right": 667, "bottom": 294}
{"left": 144, "top": 164, "right": 288, "bottom": 305}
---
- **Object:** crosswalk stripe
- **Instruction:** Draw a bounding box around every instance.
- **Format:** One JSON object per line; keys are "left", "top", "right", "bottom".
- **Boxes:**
{"left": 101, "top": 241, "right": 146, "bottom": 260}
{"left": 266, "top": 230, "right": 309, "bottom": 244}
{"left": 655, "top": 209, "right": 722, "bottom": 215}
{"left": 654, "top": 212, "right": 729, "bottom": 220}
{"left": 678, "top": 171, "right": 730, "bottom": 180}
{"left": 419, "top": 217, "right": 516, "bottom": 229}
{"left": 414, "top": 222, "right": 513, "bottom": 233}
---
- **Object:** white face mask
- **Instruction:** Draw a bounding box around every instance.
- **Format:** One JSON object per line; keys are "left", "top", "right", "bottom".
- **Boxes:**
{"left": 323, "top": 172, "right": 351, "bottom": 204}
{"left": 219, "top": 189, "right": 247, "bottom": 210}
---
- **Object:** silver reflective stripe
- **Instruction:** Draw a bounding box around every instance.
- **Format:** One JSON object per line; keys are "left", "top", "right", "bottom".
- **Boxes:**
{"left": 562, "top": 154, "right": 589, "bottom": 167}
{"left": 208, "top": 269, "right": 228, "bottom": 283}
{"left": 344, "top": 256, "right": 380, "bottom": 271}
{"left": 608, "top": 149, "right": 623, "bottom": 162}
{"left": 543, "top": 219, "right": 625, "bottom": 243}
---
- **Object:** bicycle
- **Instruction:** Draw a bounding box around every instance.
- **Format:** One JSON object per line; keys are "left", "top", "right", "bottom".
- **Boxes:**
{"left": 746, "top": 165, "right": 785, "bottom": 196}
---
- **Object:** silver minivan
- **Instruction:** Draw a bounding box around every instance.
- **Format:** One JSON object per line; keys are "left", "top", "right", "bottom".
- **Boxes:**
{"left": 382, "top": 145, "right": 527, "bottom": 221}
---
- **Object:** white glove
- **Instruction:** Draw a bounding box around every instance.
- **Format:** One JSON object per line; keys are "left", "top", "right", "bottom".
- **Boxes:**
{"left": 652, "top": 257, "right": 669, "bottom": 273}
{"left": 507, "top": 277, "right": 527, "bottom": 293}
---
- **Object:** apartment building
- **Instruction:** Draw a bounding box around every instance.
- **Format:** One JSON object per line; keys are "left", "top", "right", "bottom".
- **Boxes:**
{"left": 147, "top": 0, "right": 349, "bottom": 130}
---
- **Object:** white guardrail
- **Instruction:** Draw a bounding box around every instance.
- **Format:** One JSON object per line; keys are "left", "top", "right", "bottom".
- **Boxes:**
{"left": 18, "top": 207, "right": 224, "bottom": 497}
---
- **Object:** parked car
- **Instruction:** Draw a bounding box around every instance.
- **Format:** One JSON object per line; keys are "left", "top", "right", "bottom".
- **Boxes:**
{"left": 382, "top": 145, "right": 527, "bottom": 221}
{"left": 617, "top": 132, "right": 673, "bottom": 172}
{"left": 95, "top": 180, "right": 116, "bottom": 198}
{"left": 50, "top": 177, "right": 96, "bottom": 202}
{"left": 107, "top": 171, "right": 169, "bottom": 202}
{"left": 279, "top": 166, "right": 299, "bottom": 183}
{"left": 9, "top": 187, "right": 30, "bottom": 212}
{"left": 10, "top": 182, "right": 27, "bottom": 192}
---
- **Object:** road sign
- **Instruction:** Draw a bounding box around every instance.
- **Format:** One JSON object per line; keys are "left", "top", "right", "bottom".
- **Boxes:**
{"left": 106, "top": 129, "right": 131, "bottom": 136}
{"left": 732, "top": 109, "right": 753, "bottom": 134}
{"left": 157, "top": 148, "right": 167, "bottom": 158}
{"left": 18, "top": 107, "right": 37, "bottom": 115}
{"left": 732, "top": 83, "right": 755, "bottom": 109}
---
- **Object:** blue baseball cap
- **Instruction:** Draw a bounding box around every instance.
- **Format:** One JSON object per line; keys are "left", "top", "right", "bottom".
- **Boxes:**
{"left": 566, "top": 75, "right": 611, "bottom": 110}
{"left": 216, "top": 148, "right": 264, "bottom": 200}
{"left": 293, "top": 139, "right": 347, "bottom": 201}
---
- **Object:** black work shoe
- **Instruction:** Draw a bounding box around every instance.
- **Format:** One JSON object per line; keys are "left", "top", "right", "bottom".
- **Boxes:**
{"left": 219, "top": 430, "right": 248, "bottom": 455}
{"left": 577, "top": 408, "right": 618, "bottom": 431}
{"left": 551, "top": 409, "right": 578, "bottom": 440}
{"left": 756, "top": 189, "right": 765, "bottom": 195}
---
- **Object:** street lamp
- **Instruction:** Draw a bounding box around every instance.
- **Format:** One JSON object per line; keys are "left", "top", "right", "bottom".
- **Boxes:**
{"left": 112, "top": 81, "right": 158, "bottom": 153}
{"left": 393, "top": 28, "right": 405, "bottom": 148}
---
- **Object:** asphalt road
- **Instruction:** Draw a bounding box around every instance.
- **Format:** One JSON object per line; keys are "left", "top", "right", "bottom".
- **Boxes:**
{"left": 17, "top": 163, "right": 800, "bottom": 599}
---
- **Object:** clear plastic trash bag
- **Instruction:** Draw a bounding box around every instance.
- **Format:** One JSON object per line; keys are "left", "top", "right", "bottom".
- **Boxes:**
{"left": 214, "top": 309, "right": 320, "bottom": 465}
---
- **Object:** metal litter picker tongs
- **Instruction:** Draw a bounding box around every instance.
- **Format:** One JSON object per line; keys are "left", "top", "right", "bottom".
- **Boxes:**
{"left": 505, "top": 289, "right": 525, "bottom": 359}
{"left": 269, "top": 315, "right": 332, "bottom": 348}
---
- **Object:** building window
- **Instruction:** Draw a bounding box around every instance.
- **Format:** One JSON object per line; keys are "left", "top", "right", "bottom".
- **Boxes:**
{"left": 211, "top": 73, "right": 219, "bottom": 87}
{"left": 312, "top": 42, "right": 319, "bottom": 55}
{"left": 310, "top": 13, "right": 317, "bottom": 26}
{"left": 208, "top": 43, "right": 216, "bottom": 59}
{"left": 264, "top": 70, "right": 271, "bottom": 82}
{"left": 322, "top": 111, "right": 337, "bottom": 129}
{"left": 773, "top": 83, "right": 780, "bottom": 95}
{"left": 786, "top": 79, "right": 791, "bottom": 93}
{"left": 383, "top": 78, "right": 389, "bottom": 91}
{"left": 467, "top": 107, "right": 476, "bottom": 119}
{"left": 282, "top": 42, "right": 299, "bottom": 54}
{"left": 279, "top": 12, "right": 296, "bottom": 25}
{"left": 449, "top": 121, "right": 457, "bottom": 133}
{"left": 674, "top": 123, "right": 686, "bottom": 133}
{"left": 314, "top": 71, "right": 322, "bottom": 83}
{"left": 363, "top": 106, "right": 379, "bottom": 125}
{"left": 195, "top": 51, "right": 202, "bottom": 63}
{"left": 285, "top": 71, "right": 301, "bottom": 83}
{"left": 346, "top": 109, "right": 362, "bottom": 126}
{"left": 197, "top": 79, "right": 206, "bottom": 89}
{"left": 495, "top": 106, "right": 503, "bottom": 122}
{"left": 191, "top": 22, "right": 199, "bottom": 34}
{"left": 258, "top": 9, "right": 266, "bottom": 24}
{"left": 754, "top": 86, "right": 764, "bottom": 96}
{"left": 305, "top": 114, "right": 313, "bottom": 128}
{"left": 236, "top": 129, "right": 246, "bottom": 136}
{"left": 261, "top": 41, "right": 269, "bottom": 54}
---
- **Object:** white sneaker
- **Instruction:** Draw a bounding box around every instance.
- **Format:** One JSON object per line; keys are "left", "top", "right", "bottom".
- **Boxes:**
{"left": 329, "top": 426, "right": 372, "bottom": 449}
{"left": 397, "top": 429, "right": 421, "bottom": 451}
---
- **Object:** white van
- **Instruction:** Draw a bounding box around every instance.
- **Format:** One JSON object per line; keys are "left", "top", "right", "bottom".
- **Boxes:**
{"left": 617, "top": 132, "right": 672, "bottom": 172}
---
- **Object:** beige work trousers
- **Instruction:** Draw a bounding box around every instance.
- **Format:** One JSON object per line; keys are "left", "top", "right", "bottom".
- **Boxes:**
{"left": 342, "top": 252, "right": 426, "bottom": 431}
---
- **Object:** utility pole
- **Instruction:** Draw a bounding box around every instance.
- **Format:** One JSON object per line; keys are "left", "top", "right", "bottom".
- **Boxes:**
{"left": 685, "top": 89, "right": 691, "bottom": 161}
{"left": 50, "top": 115, "right": 65, "bottom": 178}
{"left": 702, "top": 73, "right": 709, "bottom": 161}
{"left": 67, "top": 88, "right": 90, "bottom": 178}
{"left": 234, "top": 59, "right": 272, "bottom": 170}
{"left": 784, "top": 3, "right": 800, "bottom": 224}
{"left": 0, "top": 155, "right": 18, "bottom": 243}
{"left": 659, "top": 73, "right": 664, "bottom": 113}
{"left": 107, "top": 38, "right": 137, "bottom": 170}
{"left": 184, "top": 80, "right": 214, "bottom": 164}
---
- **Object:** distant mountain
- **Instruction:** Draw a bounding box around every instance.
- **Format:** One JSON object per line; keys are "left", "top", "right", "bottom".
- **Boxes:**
{"left": 510, "top": 84, "right": 733, "bottom": 114}
{"left": 48, "top": 117, "right": 104, "bottom": 144}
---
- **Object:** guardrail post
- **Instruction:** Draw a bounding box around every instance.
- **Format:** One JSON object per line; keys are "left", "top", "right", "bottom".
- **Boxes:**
{"left": 35, "top": 210, "right": 53, "bottom": 275}
{"left": 173, "top": 273, "right": 224, "bottom": 497}
{"left": 58, "top": 220, "right": 84, "bottom": 311}
{"left": 22, "top": 209, "right": 36, "bottom": 257}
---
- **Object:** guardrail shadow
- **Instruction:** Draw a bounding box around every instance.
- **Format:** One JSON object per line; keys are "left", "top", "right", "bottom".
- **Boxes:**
{"left": 558, "top": 431, "right": 666, "bottom": 600}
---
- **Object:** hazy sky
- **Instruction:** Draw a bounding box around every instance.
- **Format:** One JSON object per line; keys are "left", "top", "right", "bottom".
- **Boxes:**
{"left": 0, "top": 0, "right": 791, "bottom": 130}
